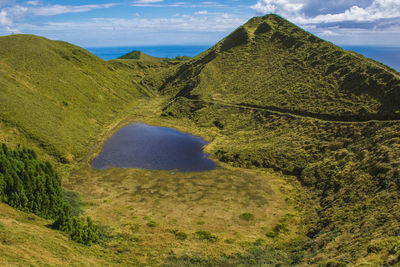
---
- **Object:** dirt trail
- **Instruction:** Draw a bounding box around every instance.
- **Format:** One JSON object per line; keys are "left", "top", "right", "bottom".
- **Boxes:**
{"left": 175, "top": 99, "right": 400, "bottom": 124}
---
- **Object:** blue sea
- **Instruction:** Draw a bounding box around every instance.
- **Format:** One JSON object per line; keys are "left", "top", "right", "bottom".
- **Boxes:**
{"left": 342, "top": 46, "right": 400, "bottom": 72}
{"left": 85, "top": 45, "right": 210, "bottom": 61}
{"left": 86, "top": 45, "right": 400, "bottom": 72}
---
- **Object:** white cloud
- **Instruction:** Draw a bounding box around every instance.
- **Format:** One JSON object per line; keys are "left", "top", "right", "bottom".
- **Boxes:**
{"left": 251, "top": 2, "right": 276, "bottom": 14}
{"left": 251, "top": 0, "right": 400, "bottom": 38}
{"left": 251, "top": 0, "right": 304, "bottom": 14}
{"left": 251, "top": 0, "right": 400, "bottom": 24}
{"left": 131, "top": 0, "right": 164, "bottom": 7}
{"left": 31, "top": 3, "right": 118, "bottom": 16}
{"left": 16, "top": 12, "right": 245, "bottom": 34}
{"left": 0, "top": 9, "right": 12, "bottom": 26}
{"left": 131, "top": 1, "right": 224, "bottom": 8}
{"left": 319, "top": 30, "right": 339, "bottom": 36}
{"left": 26, "top": 1, "right": 39, "bottom": 6}
{"left": 133, "top": 0, "right": 163, "bottom": 3}
{"left": 0, "top": 2, "right": 119, "bottom": 34}
{"left": 250, "top": 0, "right": 400, "bottom": 45}
{"left": 195, "top": 10, "right": 208, "bottom": 15}
{"left": 1, "top": 3, "right": 118, "bottom": 22}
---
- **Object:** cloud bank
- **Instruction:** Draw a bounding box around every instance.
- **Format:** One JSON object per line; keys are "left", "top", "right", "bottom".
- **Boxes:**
{"left": 0, "top": 1, "right": 398, "bottom": 46}
{"left": 251, "top": 0, "right": 400, "bottom": 45}
{"left": 251, "top": 0, "right": 400, "bottom": 28}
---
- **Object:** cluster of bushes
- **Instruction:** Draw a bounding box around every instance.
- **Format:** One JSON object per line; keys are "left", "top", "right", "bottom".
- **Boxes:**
{"left": 0, "top": 143, "right": 64, "bottom": 218}
{"left": 0, "top": 143, "right": 99, "bottom": 245}
{"left": 194, "top": 230, "right": 218, "bottom": 242}
{"left": 52, "top": 206, "right": 99, "bottom": 245}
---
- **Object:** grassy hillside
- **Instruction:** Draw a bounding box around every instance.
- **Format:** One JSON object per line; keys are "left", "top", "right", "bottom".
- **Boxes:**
{"left": 0, "top": 202, "right": 118, "bottom": 266}
{"left": 160, "top": 14, "right": 400, "bottom": 120}
{"left": 0, "top": 98, "right": 313, "bottom": 266}
{"left": 118, "top": 50, "right": 192, "bottom": 66}
{"left": 159, "top": 15, "right": 400, "bottom": 265}
{"left": 1, "top": 15, "right": 400, "bottom": 266}
{"left": 0, "top": 34, "right": 158, "bottom": 165}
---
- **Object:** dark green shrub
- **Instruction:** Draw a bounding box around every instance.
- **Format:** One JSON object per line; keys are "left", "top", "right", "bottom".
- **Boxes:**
{"left": 265, "top": 231, "right": 277, "bottom": 238}
{"left": 239, "top": 212, "right": 254, "bottom": 221}
{"left": 367, "top": 243, "right": 384, "bottom": 254}
{"left": 175, "top": 231, "right": 187, "bottom": 240}
{"left": 254, "top": 238, "right": 266, "bottom": 246}
{"left": 0, "top": 144, "right": 100, "bottom": 246}
{"left": 194, "top": 230, "right": 218, "bottom": 242}
{"left": 146, "top": 220, "right": 157, "bottom": 228}
{"left": 272, "top": 223, "right": 288, "bottom": 233}
{"left": 0, "top": 143, "right": 64, "bottom": 219}
{"left": 225, "top": 238, "right": 235, "bottom": 244}
{"left": 52, "top": 211, "right": 100, "bottom": 245}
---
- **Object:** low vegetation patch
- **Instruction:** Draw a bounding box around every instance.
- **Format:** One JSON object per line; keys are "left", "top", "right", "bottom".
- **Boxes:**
{"left": 194, "top": 230, "right": 218, "bottom": 242}
{"left": 239, "top": 212, "right": 254, "bottom": 221}
{"left": 146, "top": 220, "right": 157, "bottom": 228}
{"left": 52, "top": 212, "right": 99, "bottom": 245}
{"left": 168, "top": 229, "right": 187, "bottom": 240}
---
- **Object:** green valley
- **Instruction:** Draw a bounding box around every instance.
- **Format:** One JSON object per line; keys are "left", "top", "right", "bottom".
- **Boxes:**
{"left": 0, "top": 14, "right": 400, "bottom": 266}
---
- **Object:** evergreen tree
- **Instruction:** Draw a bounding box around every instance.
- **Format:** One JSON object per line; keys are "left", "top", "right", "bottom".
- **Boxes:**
{"left": 0, "top": 143, "right": 100, "bottom": 245}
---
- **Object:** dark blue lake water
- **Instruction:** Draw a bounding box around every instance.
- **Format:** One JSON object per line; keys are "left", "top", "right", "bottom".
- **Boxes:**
{"left": 92, "top": 123, "right": 217, "bottom": 172}
{"left": 86, "top": 45, "right": 400, "bottom": 72}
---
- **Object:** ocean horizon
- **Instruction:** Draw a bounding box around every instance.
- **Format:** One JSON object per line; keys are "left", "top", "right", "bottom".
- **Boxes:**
{"left": 85, "top": 45, "right": 210, "bottom": 61}
{"left": 341, "top": 46, "right": 400, "bottom": 72}
{"left": 86, "top": 45, "right": 400, "bottom": 72}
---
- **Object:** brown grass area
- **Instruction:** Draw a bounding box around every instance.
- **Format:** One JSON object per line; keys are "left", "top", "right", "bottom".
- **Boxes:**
{"left": 68, "top": 165, "right": 299, "bottom": 264}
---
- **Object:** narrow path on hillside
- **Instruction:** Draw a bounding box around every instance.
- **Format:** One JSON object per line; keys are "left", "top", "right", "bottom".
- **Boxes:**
{"left": 176, "top": 99, "right": 400, "bottom": 124}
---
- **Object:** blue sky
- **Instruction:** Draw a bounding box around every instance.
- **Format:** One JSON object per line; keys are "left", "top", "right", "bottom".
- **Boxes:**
{"left": 0, "top": 0, "right": 399, "bottom": 47}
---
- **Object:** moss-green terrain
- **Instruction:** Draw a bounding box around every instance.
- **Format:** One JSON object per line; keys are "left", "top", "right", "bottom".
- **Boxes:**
{"left": 160, "top": 15, "right": 400, "bottom": 120}
{"left": 1, "top": 14, "right": 400, "bottom": 266}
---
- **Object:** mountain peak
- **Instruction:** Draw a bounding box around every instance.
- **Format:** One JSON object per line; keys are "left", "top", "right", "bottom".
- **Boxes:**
{"left": 159, "top": 15, "right": 400, "bottom": 120}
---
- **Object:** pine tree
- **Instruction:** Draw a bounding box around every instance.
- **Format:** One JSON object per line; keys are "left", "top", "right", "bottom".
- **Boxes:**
{"left": 0, "top": 143, "right": 100, "bottom": 245}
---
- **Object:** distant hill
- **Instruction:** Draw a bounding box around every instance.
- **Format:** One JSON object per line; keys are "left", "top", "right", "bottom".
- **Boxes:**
{"left": 160, "top": 14, "right": 400, "bottom": 120}
{"left": 118, "top": 50, "right": 164, "bottom": 62}
{"left": 118, "top": 50, "right": 192, "bottom": 64}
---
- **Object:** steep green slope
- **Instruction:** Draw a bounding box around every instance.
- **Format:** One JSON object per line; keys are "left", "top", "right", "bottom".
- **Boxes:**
{"left": 1, "top": 16, "right": 400, "bottom": 266}
{"left": 159, "top": 15, "right": 400, "bottom": 265}
{"left": 160, "top": 14, "right": 400, "bottom": 120}
{"left": 0, "top": 35, "right": 147, "bottom": 163}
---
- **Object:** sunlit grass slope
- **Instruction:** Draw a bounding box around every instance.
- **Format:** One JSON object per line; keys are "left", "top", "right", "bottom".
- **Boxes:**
{"left": 160, "top": 14, "right": 400, "bottom": 120}
{"left": 1, "top": 14, "right": 400, "bottom": 266}
{"left": 0, "top": 203, "right": 112, "bottom": 266}
{"left": 160, "top": 15, "right": 400, "bottom": 265}
{"left": 0, "top": 34, "right": 154, "bottom": 163}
